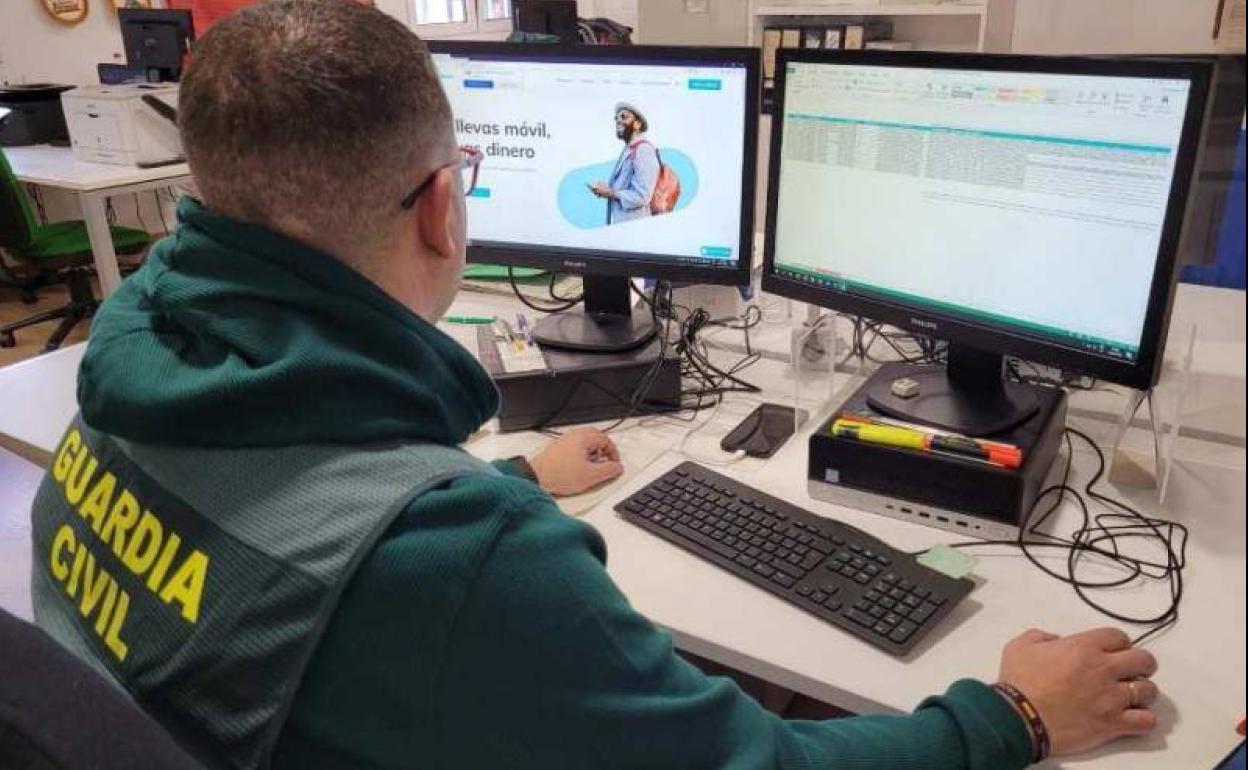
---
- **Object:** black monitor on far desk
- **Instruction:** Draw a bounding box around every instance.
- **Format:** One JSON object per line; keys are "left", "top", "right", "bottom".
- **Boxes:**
{"left": 429, "top": 42, "right": 759, "bottom": 353}
{"left": 512, "top": 0, "right": 580, "bottom": 42}
{"left": 118, "top": 9, "right": 195, "bottom": 83}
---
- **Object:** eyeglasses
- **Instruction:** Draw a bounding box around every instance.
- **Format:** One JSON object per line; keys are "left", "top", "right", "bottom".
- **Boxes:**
{"left": 400, "top": 146, "right": 484, "bottom": 210}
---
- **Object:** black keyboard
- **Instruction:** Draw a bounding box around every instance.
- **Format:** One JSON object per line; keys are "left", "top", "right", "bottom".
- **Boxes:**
{"left": 615, "top": 461, "right": 974, "bottom": 656}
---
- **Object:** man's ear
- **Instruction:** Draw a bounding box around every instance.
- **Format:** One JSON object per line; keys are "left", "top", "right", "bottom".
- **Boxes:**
{"left": 415, "top": 167, "right": 458, "bottom": 261}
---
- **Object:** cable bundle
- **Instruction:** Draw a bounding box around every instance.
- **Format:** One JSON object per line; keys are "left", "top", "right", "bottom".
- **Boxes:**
{"left": 942, "top": 428, "right": 1188, "bottom": 645}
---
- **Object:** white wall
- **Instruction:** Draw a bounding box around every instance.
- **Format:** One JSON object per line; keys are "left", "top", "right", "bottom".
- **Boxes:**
{"left": 1010, "top": 0, "right": 1223, "bottom": 54}
{"left": 0, "top": 3, "right": 130, "bottom": 87}
{"left": 636, "top": 0, "right": 746, "bottom": 46}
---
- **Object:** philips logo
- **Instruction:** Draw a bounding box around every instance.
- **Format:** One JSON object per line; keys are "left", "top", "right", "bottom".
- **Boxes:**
{"left": 563, "top": 260, "right": 588, "bottom": 270}
{"left": 910, "top": 318, "right": 938, "bottom": 331}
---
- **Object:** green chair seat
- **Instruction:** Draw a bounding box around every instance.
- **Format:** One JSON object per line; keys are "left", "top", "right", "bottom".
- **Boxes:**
{"left": 17, "top": 220, "right": 150, "bottom": 262}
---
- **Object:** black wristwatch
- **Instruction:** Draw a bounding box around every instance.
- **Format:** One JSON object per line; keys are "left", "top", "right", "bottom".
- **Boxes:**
{"left": 508, "top": 455, "right": 539, "bottom": 483}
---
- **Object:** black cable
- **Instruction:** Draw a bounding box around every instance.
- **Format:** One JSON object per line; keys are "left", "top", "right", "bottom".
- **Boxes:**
{"left": 508, "top": 266, "right": 581, "bottom": 313}
{"left": 929, "top": 428, "right": 1188, "bottom": 645}
{"left": 535, "top": 283, "right": 764, "bottom": 434}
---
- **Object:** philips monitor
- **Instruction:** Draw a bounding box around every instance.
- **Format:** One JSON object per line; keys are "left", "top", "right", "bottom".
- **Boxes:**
{"left": 119, "top": 9, "right": 195, "bottom": 83}
{"left": 762, "top": 51, "right": 1210, "bottom": 435}
{"left": 429, "top": 42, "right": 759, "bottom": 352}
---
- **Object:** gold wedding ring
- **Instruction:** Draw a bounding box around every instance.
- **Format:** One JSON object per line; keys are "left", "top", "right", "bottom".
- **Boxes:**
{"left": 1127, "top": 680, "right": 1141, "bottom": 709}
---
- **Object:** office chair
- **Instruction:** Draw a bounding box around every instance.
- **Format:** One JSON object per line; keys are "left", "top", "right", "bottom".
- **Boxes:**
{"left": 0, "top": 148, "right": 149, "bottom": 353}
{"left": 0, "top": 608, "right": 204, "bottom": 769}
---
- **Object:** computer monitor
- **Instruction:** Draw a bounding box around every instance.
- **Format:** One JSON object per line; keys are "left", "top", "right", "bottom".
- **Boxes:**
{"left": 430, "top": 42, "right": 759, "bottom": 352}
{"left": 763, "top": 51, "right": 1210, "bottom": 435}
{"left": 512, "top": 0, "right": 580, "bottom": 43}
{"left": 119, "top": 9, "right": 195, "bottom": 83}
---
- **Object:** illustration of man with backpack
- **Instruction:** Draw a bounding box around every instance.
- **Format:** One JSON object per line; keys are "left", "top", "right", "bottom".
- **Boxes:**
{"left": 590, "top": 102, "right": 680, "bottom": 225}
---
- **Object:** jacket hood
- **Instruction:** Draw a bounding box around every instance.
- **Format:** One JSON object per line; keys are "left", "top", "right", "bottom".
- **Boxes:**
{"left": 79, "top": 198, "right": 498, "bottom": 448}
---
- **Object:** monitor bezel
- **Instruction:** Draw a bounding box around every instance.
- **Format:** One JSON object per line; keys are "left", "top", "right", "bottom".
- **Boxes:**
{"left": 428, "top": 41, "right": 760, "bottom": 287}
{"left": 761, "top": 49, "right": 1212, "bottom": 390}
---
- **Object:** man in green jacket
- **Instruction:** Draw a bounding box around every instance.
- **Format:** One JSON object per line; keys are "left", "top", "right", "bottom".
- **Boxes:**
{"left": 29, "top": 2, "right": 1161, "bottom": 769}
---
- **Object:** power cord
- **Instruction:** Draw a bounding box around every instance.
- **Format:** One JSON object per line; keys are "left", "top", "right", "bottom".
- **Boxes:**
{"left": 927, "top": 427, "right": 1188, "bottom": 646}
{"left": 508, "top": 265, "right": 583, "bottom": 313}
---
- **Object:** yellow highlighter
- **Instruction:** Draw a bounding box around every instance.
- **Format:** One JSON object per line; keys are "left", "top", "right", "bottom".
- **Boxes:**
{"left": 831, "top": 419, "right": 928, "bottom": 451}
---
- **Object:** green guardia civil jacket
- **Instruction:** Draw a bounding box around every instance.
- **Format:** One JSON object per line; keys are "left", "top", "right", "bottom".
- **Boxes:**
{"left": 57, "top": 197, "right": 1032, "bottom": 770}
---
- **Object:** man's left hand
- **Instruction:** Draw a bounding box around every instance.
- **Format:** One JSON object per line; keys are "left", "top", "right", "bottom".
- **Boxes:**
{"left": 590, "top": 182, "right": 615, "bottom": 200}
{"left": 529, "top": 427, "right": 624, "bottom": 497}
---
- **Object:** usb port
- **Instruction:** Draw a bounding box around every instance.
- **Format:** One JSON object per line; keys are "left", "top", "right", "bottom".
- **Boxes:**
{"left": 900, "top": 507, "right": 912, "bottom": 514}
{"left": 936, "top": 516, "right": 949, "bottom": 523}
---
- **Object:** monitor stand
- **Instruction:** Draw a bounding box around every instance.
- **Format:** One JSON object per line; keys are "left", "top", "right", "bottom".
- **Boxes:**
{"left": 866, "top": 343, "right": 1040, "bottom": 436}
{"left": 531, "top": 274, "right": 657, "bottom": 353}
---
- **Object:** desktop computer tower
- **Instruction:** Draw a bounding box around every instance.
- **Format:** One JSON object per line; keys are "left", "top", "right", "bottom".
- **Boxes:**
{"left": 808, "top": 365, "right": 1068, "bottom": 540}
{"left": 479, "top": 330, "right": 683, "bottom": 432}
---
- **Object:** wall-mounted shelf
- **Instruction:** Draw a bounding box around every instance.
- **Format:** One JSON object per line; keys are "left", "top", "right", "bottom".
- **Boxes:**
{"left": 748, "top": 0, "right": 1014, "bottom": 53}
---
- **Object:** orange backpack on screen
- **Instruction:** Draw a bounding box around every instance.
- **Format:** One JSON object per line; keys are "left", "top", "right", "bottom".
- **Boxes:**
{"left": 630, "top": 140, "right": 681, "bottom": 215}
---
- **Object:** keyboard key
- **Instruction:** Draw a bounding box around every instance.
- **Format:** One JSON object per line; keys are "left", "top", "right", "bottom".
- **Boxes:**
{"left": 853, "top": 572, "right": 871, "bottom": 585}
{"left": 771, "top": 572, "right": 795, "bottom": 588}
{"left": 800, "top": 552, "right": 824, "bottom": 571}
{"left": 845, "top": 608, "right": 875, "bottom": 627}
{"left": 796, "top": 585, "right": 812, "bottom": 597}
{"left": 735, "top": 554, "right": 757, "bottom": 569}
{"left": 673, "top": 524, "right": 740, "bottom": 560}
{"left": 890, "top": 621, "right": 918, "bottom": 644}
{"left": 873, "top": 622, "right": 893, "bottom": 637}
{"left": 811, "top": 591, "right": 829, "bottom": 603}
{"left": 910, "top": 602, "right": 938, "bottom": 625}
{"left": 824, "top": 597, "right": 844, "bottom": 612}
{"left": 752, "top": 562, "right": 775, "bottom": 579}
{"left": 772, "top": 559, "right": 806, "bottom": 579}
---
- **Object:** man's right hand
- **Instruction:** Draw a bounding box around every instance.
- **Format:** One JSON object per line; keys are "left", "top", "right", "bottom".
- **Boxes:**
{"left": 998, "top": 627, "right": 1160, "bottom": 757}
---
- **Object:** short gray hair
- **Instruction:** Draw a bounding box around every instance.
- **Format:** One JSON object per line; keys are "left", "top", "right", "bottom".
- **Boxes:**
{"left": 178, "top": 0, "right": 452, "bottom": 262}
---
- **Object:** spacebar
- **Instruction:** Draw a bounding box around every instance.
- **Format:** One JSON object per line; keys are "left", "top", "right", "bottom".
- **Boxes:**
{"left": 672, "top": 524, "right": 739, "bottom": 560}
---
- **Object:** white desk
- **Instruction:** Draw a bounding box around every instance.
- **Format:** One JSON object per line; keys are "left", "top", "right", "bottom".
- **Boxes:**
{"left": 5, "top": 145, "right": 191, "bottom": 297}
{"left": 1, "top": 291, "right": 1244, "bottom": 770}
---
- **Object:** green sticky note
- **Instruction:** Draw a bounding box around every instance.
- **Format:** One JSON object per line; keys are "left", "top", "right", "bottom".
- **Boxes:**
{"left": 917, "top": 544, "right": 979, "bottom": 580}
